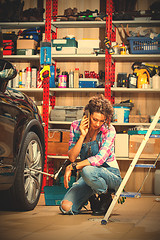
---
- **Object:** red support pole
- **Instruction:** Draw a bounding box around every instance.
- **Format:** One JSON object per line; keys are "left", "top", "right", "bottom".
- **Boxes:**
{"left": 105, "top": 0, "right": 114, "bottom": 103}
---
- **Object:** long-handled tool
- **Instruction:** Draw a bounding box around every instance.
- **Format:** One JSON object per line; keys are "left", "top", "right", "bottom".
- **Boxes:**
{"left": 29, "top": 159, "right": 69, "bottom": 180}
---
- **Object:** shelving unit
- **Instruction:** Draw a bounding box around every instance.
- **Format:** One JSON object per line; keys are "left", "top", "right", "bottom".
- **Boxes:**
{"left": 1, "top": 0, "right": 160, "bottom": 193}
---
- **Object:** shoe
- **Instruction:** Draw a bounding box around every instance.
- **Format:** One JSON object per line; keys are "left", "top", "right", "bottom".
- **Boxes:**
{"left": 91, "top": 192, "right": 112, "bottom": 216}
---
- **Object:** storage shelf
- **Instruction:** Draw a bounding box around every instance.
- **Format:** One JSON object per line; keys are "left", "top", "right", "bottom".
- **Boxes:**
{"left": 49, "top": 88, "right": 104, "bottom": 93}
{"left": 48, "top": 121, "right": 160, "bottom": 126}
{"left": 14, "top": 88, "right": 43, "bottom": 93}
{"left": 3, "top": 55, "right": 40, "bottom": 61}
{"left": 113, "top": 20, "right": 160, "bottom": 27}
{"left": 52, "top": 54, "right": 105, "bottom": 61}
{"left": 111, "top": 87, "right": 160, "bottom": 93}
{"left": 13, "top": 87, "right": 160, "bottom": 95}
{"left": 112, "top": 54, "right": 160, "bottom": 62}
{"left": 0, "top": 22, "right": 45, "bottom": 29}
{"left": 51, "top": 20, "right": 106, "bottom": 28}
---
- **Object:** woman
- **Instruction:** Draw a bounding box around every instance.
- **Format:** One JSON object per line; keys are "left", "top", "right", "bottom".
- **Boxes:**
{"left": 60, "top": 94, "right": 122, "bottom": 215}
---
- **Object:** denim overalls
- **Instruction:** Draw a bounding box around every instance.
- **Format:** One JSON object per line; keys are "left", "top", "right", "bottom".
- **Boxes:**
{"left": 60, "top": 132, "right": 122, "bottom": 215}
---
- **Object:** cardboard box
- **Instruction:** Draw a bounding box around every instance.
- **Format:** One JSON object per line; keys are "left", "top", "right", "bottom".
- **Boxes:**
{"left": 129, "top": 115, "right": 149, "bottom": 123}
{"left": 129, "top": 135, "right": 160, "bottom": 159}
{"left": 48, "top": 129, "right": 70, "bottom": 155}
{"left": 115, "top": 134, "right": 129, "bottom": 157}
{"left": 78, "top": 39, "right": 100, "bottom": 48}
{"left": 17, "top": 39, "right": 37, "bottom": 49}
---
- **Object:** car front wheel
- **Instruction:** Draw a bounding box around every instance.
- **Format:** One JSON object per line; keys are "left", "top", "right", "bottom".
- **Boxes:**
{"left": 1, "top": 131, "right": 44, "bottom": 211}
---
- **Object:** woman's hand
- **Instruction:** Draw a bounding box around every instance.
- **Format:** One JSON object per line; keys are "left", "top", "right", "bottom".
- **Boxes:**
{"left": 64, "top": 165, "right": 72, "bottom": 189}
{"left": 79, "top": 115, "right": 89, "bottom": 137}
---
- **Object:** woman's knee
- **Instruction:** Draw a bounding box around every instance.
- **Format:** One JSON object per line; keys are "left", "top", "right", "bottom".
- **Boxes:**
{"left": 81, "top": 166, "right": 95, "bottom": 179}
{"left": 60, "top": 200, "right": 73, "bottom": 213}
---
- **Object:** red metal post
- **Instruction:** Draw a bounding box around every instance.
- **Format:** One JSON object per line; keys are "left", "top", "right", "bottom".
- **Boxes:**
{"left": 105, "top": 0, "right": 114, "bottom": 103}
{"left": 42, "top": 0, "right": 52, "bottom": 189}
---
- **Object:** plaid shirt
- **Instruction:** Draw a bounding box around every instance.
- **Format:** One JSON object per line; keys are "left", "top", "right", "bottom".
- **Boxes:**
{"left": 68, "top": 119, "right": 116, "bottom": 167}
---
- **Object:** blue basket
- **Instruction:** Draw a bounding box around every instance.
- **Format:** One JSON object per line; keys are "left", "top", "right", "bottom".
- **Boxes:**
{"left": 128, "top": 37, "right": 160, "bottom": 54}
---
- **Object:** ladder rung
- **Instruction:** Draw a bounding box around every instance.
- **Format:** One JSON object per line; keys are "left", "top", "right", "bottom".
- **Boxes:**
{"left": 120, "top": 192, "right": 141, "bottom": 198}
{"left": 135, "top": 164, "right": 156, "bottom": 168}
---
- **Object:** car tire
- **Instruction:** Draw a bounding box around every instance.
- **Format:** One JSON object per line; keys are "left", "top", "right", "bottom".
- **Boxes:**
{"left": 0, "top": 131, "right": 44, "bottom": 211}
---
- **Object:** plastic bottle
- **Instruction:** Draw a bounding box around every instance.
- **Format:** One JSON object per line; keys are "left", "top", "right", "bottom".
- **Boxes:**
{"left": 69, "top": 70, "right": 74, "bottom": 88}
{"left": 152, "top": 73, "right": 160, "bottom": 89}
{"left": 19, "top": 70, "right": 22, "bottom": 88}
{"left": 74, "top": 68, "right": 79, "bottom": 88}
{"left": 50, "top": 65, "right": 55, "bottom": 88}
{"left": 26, "top": 67, "right": 31, "bottom": 88}
{"left": 22, "top": 69, "right": 26, "bottom": 88}
{"left": 120, "top": 43, "right": 126, "bottom": 55}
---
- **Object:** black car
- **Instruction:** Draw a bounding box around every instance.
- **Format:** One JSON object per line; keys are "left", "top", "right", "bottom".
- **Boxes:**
{"left": 0, "top": 59, "right": 45, "bottom": 211}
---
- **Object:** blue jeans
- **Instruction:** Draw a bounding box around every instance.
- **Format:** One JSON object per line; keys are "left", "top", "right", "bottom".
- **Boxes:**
{"left": 60, "top": 165, "right": 122, "bottom": 215}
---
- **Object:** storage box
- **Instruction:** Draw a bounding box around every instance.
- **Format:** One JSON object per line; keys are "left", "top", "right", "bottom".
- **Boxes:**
{"left": 115, "top": 134, "right": 129, "bottom": 158}
{"left": 128, "top": 37, "right": 160, "bottom": 54}
{"left": 52, "top": 47, "right": 76, "bottom": 54}
{"left": 129, "top": 115, "right": 149, "bottom": 123}
{"left": 129, "top": 135, "right": 160, "bottom": 159}
{"left": 48, "top": 129, "right": 70, "bottom": 155}
{"left": 16, "top": 49, "right": 35, "bottom": 55}
{"left": 79, "top": 78, "right": 98, "bottom": 88}
{"left": 78, "top": 39, "right": 100, "bottom": 49}
{"left": 50, "top": 106, "right": 84, "bottom": 121}
{"left": 17, "top": 39, "right": 37, "bottom": 49}
{"left": 52, "top": 38, "right": 77, "bottom": 54}
{"left": 44, "top": 176, "right": 76, "bottom": 206}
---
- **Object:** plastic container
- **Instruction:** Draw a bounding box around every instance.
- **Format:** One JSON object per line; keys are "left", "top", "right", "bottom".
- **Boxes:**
{"left": 154, "top": 169, "right": 160, "bottom": 196}
{"left": 69, "top": 70, "right": 74, "bottom": 88}
{"left": 74, "top": 68, "right": 79, "bottom": 88}
{"left": 58, "top": 75, "right": 67, "bottom": 88}
{"left": 152, "top": 74, "right": 160, "bottom": 89}
{"left": 113, "top": 106, "right": 130, "bottom": 123}
{"left": 50, "top": 65, "right": 55, "bottom": 88}
{"left": 128, "top": 37, "right": 160, "bottom": 54}
{"left": 44, "top": 176, "right": 76, "bottom": 206}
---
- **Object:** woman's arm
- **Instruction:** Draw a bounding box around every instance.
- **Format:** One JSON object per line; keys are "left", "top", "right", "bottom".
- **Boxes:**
{"left": 68, "top": 116, "right": 89, "bottom": 162}
{"left": 64, "top": 159, "right": 90, "bottom": 189}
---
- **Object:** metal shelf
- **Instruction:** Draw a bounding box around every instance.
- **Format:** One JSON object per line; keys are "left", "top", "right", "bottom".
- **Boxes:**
{"left": 3, "top": 55, "right": 40, "bottom": 61}
{"left": 49, "top": 88, "right": 104, "bottom": 93}
{"left": 111, "top": 87, "right": 160, "bottom": 93}
{"left": 52, "top": 54, "right": 105, "bottom": 61}
{"left": 0, "top": 22, "right": 45, "bottom": 29}
{"left": 48, "top": 121, "right": 160, "bottom": 126}
{"left": 51, "top": 20, "right": 106, "bottom": 28}
{"left": 113, "top": 20, "right": 160, "bottom": 27}
{"left": 112, "top": 54, "right": 160, "bottom": 62}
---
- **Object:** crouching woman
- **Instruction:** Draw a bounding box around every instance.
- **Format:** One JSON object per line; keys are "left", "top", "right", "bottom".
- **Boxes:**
{"left": 60, "top": 94, "right": 122, "bottom": 215}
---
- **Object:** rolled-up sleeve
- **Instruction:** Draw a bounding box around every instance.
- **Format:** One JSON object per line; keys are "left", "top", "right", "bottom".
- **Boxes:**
{"left": 68, "top": 120, "right": 81, "bottom": 151}
{"left": 88, "top": 125, "right": 116, "bottom": 166}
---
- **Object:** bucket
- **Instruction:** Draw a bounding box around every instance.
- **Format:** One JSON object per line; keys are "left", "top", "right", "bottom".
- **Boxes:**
{"left": 113, "top": 106, "right": 130, "bottom": 123}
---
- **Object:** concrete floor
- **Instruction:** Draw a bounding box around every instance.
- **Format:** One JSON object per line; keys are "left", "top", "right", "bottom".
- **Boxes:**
{"left": 0, "top": 194, "right": 160, "bottom": 240}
